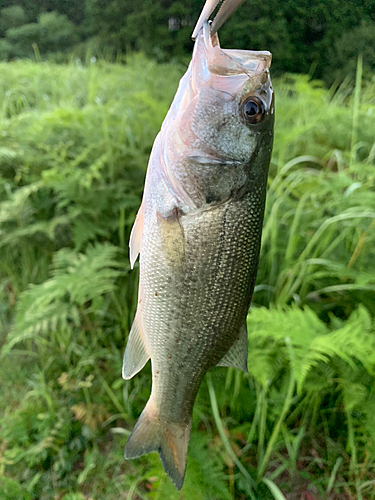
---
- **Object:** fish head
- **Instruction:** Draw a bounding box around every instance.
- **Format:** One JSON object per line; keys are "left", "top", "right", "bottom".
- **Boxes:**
{"left": 188, "top": 23, "right": 273, "bottom": 163}
{"left": 160, "top": 22, "right": 274, "bottom": 208}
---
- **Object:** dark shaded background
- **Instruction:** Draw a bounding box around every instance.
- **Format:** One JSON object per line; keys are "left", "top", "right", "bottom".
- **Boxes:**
{"left": 0, "top": 0, "right": 374, "bottom": 84}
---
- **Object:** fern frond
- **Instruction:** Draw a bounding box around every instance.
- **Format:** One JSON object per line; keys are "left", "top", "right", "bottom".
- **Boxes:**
{"left": 0, "top": 216, "right": 70, "bottom": 247}
{"left": 2, "top": 243, "right": 124, "bottom": 355}
{"left": 247, "top": 305, "right": 375, "bottom": 392}
{"left": 0, "top": 182, "right": 42, "bottom": 225}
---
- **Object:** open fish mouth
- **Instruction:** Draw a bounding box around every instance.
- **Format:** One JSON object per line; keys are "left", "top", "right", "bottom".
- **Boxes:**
{"left": 193, "top": 22, "right": 271, "bottom": 79}
{"left": 188, "top": 7, "right": 273, "bottom": 104}
{"left": 191, "top": 0, "right": 272, "bottom": 80}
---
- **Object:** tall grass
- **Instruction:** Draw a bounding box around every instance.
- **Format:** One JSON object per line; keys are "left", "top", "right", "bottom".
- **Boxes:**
{"left": 0, "top": 55, "right": 374, "bottom": 500}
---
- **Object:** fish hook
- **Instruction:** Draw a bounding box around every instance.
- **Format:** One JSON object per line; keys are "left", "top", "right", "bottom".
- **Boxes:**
{"left": 192, "top": 0, "right": 247, "bottom": 39}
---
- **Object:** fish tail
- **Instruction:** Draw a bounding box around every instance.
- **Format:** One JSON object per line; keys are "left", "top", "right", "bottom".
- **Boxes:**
{"left": 124, "top": 398, "right": 191, "bottom": 490}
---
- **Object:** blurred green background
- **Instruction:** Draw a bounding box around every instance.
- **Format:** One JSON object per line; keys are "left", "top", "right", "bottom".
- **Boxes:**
{"left": 0, "top": 1, "right": 375, "bottom": 500}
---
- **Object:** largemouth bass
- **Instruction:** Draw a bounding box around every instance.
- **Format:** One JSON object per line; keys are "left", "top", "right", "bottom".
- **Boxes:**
{"left": 123, "top": 2, "right": 274, "bottom": 490}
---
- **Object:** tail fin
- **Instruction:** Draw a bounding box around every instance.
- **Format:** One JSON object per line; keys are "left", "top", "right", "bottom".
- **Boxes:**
{"left": 124, "top": 399, "right": 192, "bottom": 490}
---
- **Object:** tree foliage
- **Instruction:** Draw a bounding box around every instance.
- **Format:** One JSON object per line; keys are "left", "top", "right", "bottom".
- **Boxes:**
{"left": 0, "top": 0, "right": 374, "bottom": 83}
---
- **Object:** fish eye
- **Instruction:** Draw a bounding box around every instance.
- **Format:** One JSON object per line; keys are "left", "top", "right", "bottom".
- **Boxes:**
{"left": 241, "top": 96, "right": 266, "bottom": 125}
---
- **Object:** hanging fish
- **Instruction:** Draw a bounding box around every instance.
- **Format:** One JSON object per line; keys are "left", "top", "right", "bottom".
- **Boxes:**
{"left": 123, "top": 0, "right": 274, "bottom": 489}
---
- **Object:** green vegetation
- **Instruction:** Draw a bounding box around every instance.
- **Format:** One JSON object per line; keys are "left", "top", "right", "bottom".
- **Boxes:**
{"left": 0, "top": 55, "right": 375, "bottom": 500}
{"left": 0, "top": 0, "right": 375, "bottom": 83}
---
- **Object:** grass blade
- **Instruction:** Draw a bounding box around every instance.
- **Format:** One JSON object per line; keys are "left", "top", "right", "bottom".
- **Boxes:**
{"left": 207, "top": 373, "right": 257, "bottom": 499}
{"left": 262, "top": 477, "right": 287, "bottom": 500}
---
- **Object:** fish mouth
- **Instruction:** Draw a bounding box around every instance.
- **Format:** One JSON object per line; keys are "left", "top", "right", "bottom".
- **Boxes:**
{"left": 194, "top": 22, "right": 271, "bottom": 79}
{"left": 192, "top": 0, "right": 271, "bottom": 76}
{"left": 189, "top": 22, "right": 272, "bottom": 102}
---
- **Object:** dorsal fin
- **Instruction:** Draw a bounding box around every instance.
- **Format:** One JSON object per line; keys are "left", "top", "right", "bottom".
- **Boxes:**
{"left": 129, "top": 204, "right": 144, "bottom": 269}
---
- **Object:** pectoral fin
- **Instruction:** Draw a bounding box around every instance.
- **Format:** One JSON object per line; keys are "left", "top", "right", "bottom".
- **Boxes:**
{"left": 122, "top": 313, "right": 150, "bottom": 379}
{"left": 157, "top": 208, "right": 185, "bottom": 267}
{"left": 217, "top": 323, "right": 248, "bottom": 372}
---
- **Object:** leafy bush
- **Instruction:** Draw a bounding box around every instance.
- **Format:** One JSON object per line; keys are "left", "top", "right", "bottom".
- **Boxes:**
{"left": 0, "top": 6, "right": 28, "bottom": 33}
{"left": 1, "top": 11, "right": 80, "bottom": 60}
{"left": 0, "top": 39, "right": 13, "bottom": 59}
{"left": 5, "top": 22, "right": 43, "bottom": 58}
{"left": 329, "top": 22, "right": 375, "bottom": 84}
{"left": 38, "top": 12, "right": 80, "bottom": 53}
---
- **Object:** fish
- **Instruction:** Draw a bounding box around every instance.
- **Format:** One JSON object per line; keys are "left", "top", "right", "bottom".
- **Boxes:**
{"left": 122, "top": 0, "right": 274, "bottom": 490}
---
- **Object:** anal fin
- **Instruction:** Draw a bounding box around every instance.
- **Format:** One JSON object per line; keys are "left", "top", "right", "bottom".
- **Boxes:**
{"left": 217, "top": 323, "right": 248, "bottom": 373}
{"left": 122, "top": 313, "right": 149, "bottom": 379}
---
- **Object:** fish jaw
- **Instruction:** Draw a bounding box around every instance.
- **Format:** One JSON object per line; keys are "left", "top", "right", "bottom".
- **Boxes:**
{"left": 192, "top": 22, "right": 271, "bottom": 82}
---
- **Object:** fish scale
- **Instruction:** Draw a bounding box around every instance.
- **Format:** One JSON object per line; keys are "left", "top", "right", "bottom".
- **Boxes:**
{"left": 122, "top": 19, "right": 274, "bottom": 489}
